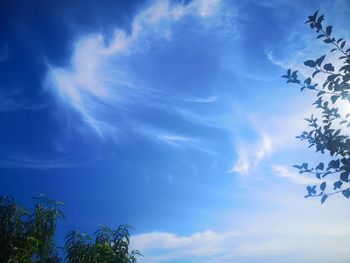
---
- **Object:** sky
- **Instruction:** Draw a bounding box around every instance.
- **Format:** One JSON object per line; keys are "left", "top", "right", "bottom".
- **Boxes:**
{"left": 1, "top": 0, "right": 350, "bottom": 262}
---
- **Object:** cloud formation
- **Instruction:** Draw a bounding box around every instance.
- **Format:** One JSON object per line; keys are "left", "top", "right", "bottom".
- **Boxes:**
{"left": 131, "top": 192, "right": 350, "bottom": 263}
{"left": 46, "top": 0, "right": 226, "bottom": 137}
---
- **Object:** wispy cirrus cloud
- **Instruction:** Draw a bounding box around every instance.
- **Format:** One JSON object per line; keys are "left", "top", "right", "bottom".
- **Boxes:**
{"left": 272, "top": 164, "right": 318, "bottom": 185}
{"left": 0, "top": 156, "right": 85, "bottom": 170}
{"left": 182, "top": 96, "right": 219, "bottom": 103}
{"left": 45, "top": 0, "right": 234, "bottom": 138}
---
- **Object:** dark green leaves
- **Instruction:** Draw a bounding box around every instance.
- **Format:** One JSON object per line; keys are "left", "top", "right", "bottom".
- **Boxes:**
{"left": 316, "top": 162, "right": 324, "bottom": 170}
{"left": 321, "top": 194, "right": 328, "bottom": 204}
{"left": 333, "top": 181, "right": 343, "bottom": 189}
{"left": 284, "top": 11, "right": 350, "bottom": 203}
{"left": 304, "top": 60, "right": 316, "bottom": 67}
{"left": 0, "top": 195, "right": 141, "bottom": 263}
{"left": 340, "top": 170, "right": 349, "bottom": 182}
{"left": 304, "top": 78, "right": 311, "bottom": 85}
{"left": 330, "top": 95, "right": 339, "bottom": 103}
{"left": 328, "top": 159, "right": 340, "bottom": 170}
{"left": 306, "top": 185, "right": 317, "bottom": 196}
{"left": 340, "top": 40, "right": 346, "bottom": 49}
{"left": 315, "top": 55, "right": 326, "bottom": 66}
{"left": 342, "top": 189, "right": 350, "bottom": 198}
{"left": 323, "top": 63, "right": 334, "bottom": 71}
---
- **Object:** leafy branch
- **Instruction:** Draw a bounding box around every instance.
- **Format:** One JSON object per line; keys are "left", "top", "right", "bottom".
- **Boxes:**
{"left": 283, "top": 11, "right": 350, "bottom": 203}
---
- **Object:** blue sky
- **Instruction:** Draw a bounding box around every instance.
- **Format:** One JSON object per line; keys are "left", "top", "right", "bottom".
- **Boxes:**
{"left": 1, "top": 0, "right": 350, "bottom": 262}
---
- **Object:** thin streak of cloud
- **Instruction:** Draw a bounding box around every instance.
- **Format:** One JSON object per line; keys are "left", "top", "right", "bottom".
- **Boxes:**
{"left": 0, "top": 156, "right": 86, "bottom": 170}
{"left": 272, "top": 164, "right": 318, "bottom": 185}
{"left": 183, "top": 96, "right": 219, "bottom": 103}
{"left": 136, "top": 123, "right": 218, "bottom": 155}
{"left": 0, "top": 88, "right": 47, "bottom": 112}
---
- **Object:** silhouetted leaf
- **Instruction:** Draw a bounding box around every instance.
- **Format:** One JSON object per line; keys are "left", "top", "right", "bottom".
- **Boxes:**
{"left": 328, "top": 159, "right": 340, "bottom": 170}
{"left": 306, "top": 185, "right": 317, "bottom": 196}
{"left": 316, "top": 162, "right": 324, "bottom": 170}
{"left": 304, "top": 60, "right": 316, "bottom": 67}
{"left": 316, "top": 55, "right": 326, "bottom": 66}
{"left": 304, "top": 78, "right": 311, "bottom": 85}
{"left": 331, "top": 95, "right": 339, "bottom": 103}
{"left": 321, "top": 194, "right": 328, "bottom": 204}
{"left": 333, "top": 181, "right": 343, "bottom": 190}
{"left": 340, "top": 170, "right": 349, "bottom": 182}
{"left": 323, "top": 63, "right": 334, "bottom": 71}
{"left": 340, "top": 40, "right": 346, "bottom": 49}
{"left": 342, "top": 189, "right": 350, "bottom": 198}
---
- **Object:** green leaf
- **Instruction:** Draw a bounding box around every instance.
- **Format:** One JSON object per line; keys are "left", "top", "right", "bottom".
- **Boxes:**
{"left": 316, "top": 162, "right": 324, "bottom": 170}
{"left": 328, "top": 159, "right": 340, "bottom": 170}
{"left": 340, "top": 40, "right": 346, "bottom": 49}
{"left": 304, "top": 60, "right": 316, "bottom": 67}
{"left": 315, "top": 55, "right": 326, "bottom": 66}
{"left": 304, "top": 78, "right": 311, "bottom": 85}
{"left": 340, "top": 170, "right": 349, "bottom": 182}
{"left": 342, "top": 189, "right": 350, "bottom": 199}
{"left": 317, "top": 90, "right": 325, "bottom": 96}
{"left": 331, "top": 95, "right": 339, "bottom": 103}
{"left": 321, "top": 194, "right": 328, "bottom": 204}
{"left": 333, "top": 181, "right": 343, "bottom": 190}
{"left": 323, "top": 63, "right": 334, "bottom": 72}
{"left": 312, "top": 70, "right": 321, "bottom": 78}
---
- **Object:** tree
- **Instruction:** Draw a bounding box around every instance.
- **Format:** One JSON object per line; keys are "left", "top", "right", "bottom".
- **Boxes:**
{"left": 0, "top": 195, "right": 140, "bottom": 262}
{"left": 65, "top": 225, "right": 140, "bottom": 263}
{"left": 0, "top": 195, "right": 62, "bottom": 262}
{"left": 282, "top": 11, "right": 350, "bottom": 203}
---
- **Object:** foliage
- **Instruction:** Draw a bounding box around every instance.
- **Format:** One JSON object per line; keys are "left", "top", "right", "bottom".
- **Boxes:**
{"left": 282, "top": 11, "right": 350, "bottom": 203}
{"left": 0, "top": 195, "right": 140, "bottom": 263}
{"left": 65, "top": 225, "right": 141, "bottom": 263}
{"left": 0, "top": 195, "right": 63, "bottom": 262}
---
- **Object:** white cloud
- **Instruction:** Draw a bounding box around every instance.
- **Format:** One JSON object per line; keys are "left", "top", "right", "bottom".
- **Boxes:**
{"left": 130, "top": 182, "right": 350, "bottom": 263}
{"left": 46, "top": 0, "right": 227, "bottom": 137}
{"left": 228, "top": 150, "right": 249, "bottom": 175}
{"left": 229, "top": 133, "right": 273, "bottom": 175}
{"left": 255, "top": 133, "right": 272, "bottom": 162}
{"left": 183, "top": 96, "right": 219, "bottom": 103}
{"left": 131, "top": 230, "right": 239, "bottom": 262}
{"left": 158, "top": 134, "right": 193, "bottom": 145}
